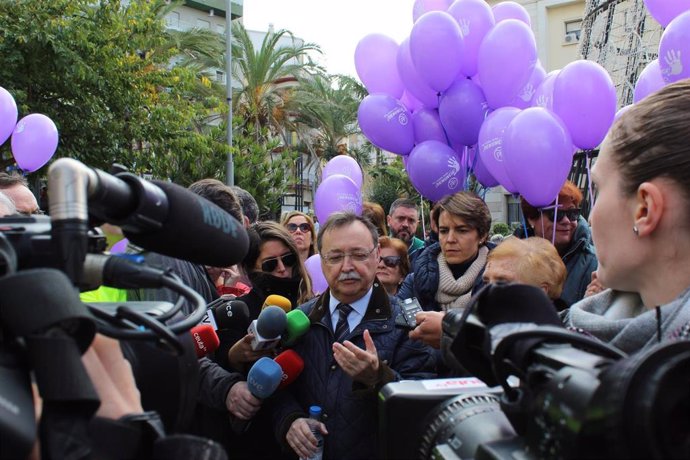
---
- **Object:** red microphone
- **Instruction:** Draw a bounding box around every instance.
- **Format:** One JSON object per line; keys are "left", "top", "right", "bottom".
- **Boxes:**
{"left": 274, "top": 349, "right": 304, "bottom": 389}
{"left": 190, "top": 323, "right": 220, "bottom": 358}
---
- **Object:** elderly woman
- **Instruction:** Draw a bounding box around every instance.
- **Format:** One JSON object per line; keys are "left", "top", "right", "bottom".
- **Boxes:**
{"left": 518, "top": 180, "right": 598, "bottom": 306}
{"left": 562, "top": 80, "right": 690, "bottom": 353}
{"left": 483, "top": 236, "right": 568, "bottom": 309}
{"left": 217, "top": 221, "right": 313, "bottom": 371}
{"left": 399, "top": 191, "right": 492, "bottom": 353}
{"left": 281, "top": 211, "right": 317, "bottom": 263}
{"left": 377, "top": 236, "right": 411, "bottom": 296}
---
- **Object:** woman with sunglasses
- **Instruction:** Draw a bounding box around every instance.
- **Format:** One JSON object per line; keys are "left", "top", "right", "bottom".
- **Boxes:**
{"left": 517, "top": 180, "right": 598, "bottom": 306}
{"left": 377, "top": 236, "right": 411, "bottom": 296}
{"left": 281, "top": 211, "right": 317, "bottom": 263}
{"left": 217, "top": 221, "right": 313, "bottom": 372}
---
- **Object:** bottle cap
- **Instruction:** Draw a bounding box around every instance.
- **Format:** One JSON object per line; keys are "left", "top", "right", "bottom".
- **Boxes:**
{"left": 309, "top": 405, "right": 322, "bottom": 417}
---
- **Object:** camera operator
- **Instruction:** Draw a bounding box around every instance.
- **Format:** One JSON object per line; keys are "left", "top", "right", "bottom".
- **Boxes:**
{"left": 562, "top": 79, "right": 690, "bottom": 352}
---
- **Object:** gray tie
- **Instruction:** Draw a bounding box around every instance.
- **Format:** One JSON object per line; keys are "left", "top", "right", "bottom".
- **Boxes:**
{"left": 334, "top": 303, "right": 353, "bottom": 342}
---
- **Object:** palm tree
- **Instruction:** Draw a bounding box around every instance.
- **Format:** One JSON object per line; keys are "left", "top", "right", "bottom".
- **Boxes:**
{"left": 230, "top": 22, "right": 323, "bottom": 141}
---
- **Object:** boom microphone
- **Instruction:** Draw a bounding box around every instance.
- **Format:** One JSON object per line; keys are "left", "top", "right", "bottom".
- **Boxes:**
{"left": 262, "top": 294, "right": 292, "bottom": 312}
{"left": 274, "top": 349, "right": 304, "bottom": 389}
{"left": 47, "top": 158, "right": 248, "bottom": 280}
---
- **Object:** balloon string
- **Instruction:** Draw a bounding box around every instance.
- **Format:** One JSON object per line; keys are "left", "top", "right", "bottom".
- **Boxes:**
{"left": 551, "top": 194, "right": 559, "bottom": 245}
{"left": 585, "top": 149, "right": 595, "bottom": 208}
{"left": 520, "top": 196, "right": 529, "bottom": 237}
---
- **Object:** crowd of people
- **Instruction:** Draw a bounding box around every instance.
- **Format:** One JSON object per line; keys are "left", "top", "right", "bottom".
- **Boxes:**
{"left": 1, "top": 79, "right": 689, "bottom": 459}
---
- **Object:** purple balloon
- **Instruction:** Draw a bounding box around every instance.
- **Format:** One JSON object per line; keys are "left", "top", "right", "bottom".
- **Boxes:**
{"left": 355, "top": 34, "right": 405, "bottom": 99}
{"left": 478, "top": 107, "right": 520, "bottom": 193}
{"left": 503, "top": 108, "right": 573, "bottom": 207}
{"left": 412, "top": 108, "right": 447, "bottom": 144}
{"left": 658, "top": 11, "right": 690, "bottom": 84}
{"left": 11, "top": 114, "right": 59, "bottom": 173}
{"left": 464, "top": 145, "right": 499, "bottom": 187}
{"left": 0, "top": 87, "right": 18, "bottom": 146}
{"left": 553, "top": 60, "right": 617, "bottom": 150}
{"left": 492, "top": 1, "right": 531, "bottom": 26}
{"left": 358, "top": 94, "right": 415, "bottom": 155}
{"left": 413, "top": 0, "right": 454, "bottom": 23}
{"left": 447, "top": 0, "right": 496, "bottom": 78}
{"left": 511, "top": 62, "right": 546, "bottom": 109}
{"left": 531, "top": 70, "right": 559, "bottom": 110}
{"left": 643, "top": 0, "right": 690, "bottom": 27}
{"left": 439, "top": 78, "right": 488, "bottom": 147}
{"left": 478, "top": 19, "right": 537, "bottom": 109}
{"left": 305, "top": 254, "right": 328, "bottom": 295}
{"left": 406, "top": 140, "right": 466, "bottom": 201}
{"left": 110, "top": 238, "right": 129, "bottom": 254}
{"left": 314, "top": 174, "right": 362, "bottom": 224}
{"left": 400, "top": 90, "right": 424, "bottom": 113}
{"left": 397, "top": 38, "right": 440, "bottom": 108}
{"left": 614, "top": 104, "right": 633, "bottom": 122}
{"left": 634, "top": 59, "right": 666, "bottom": 103}
{"left": 410, "top": 11, "right": 465, "bottom": 92}
{"left": 322, "top": 156, "right": 363, "bottom": 189}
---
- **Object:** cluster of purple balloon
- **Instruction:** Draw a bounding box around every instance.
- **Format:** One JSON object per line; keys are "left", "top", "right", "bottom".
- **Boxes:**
{"left": 307, "top": 155, "right": 365, "bottom": 294}
{"left": 627, "top": 2, "right": 690, "bottom": 111}
{"left": 0, "top": 87, "right": 59, "bottom": 173}
{"left": 354, "top": 0, "right": 619, "bottom": 207}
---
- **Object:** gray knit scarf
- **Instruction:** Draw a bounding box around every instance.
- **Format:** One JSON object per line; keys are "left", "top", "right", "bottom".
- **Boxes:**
{"left": 435, "top": 246, "right": 489, "bottom": 312}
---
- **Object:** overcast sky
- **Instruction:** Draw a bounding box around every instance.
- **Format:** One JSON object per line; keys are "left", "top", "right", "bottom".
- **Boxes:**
{"left": 242, "top": 0, "right": 416, "bottom": 78}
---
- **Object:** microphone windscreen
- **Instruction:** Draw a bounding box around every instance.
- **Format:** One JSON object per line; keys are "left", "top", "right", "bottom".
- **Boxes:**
{"left": 256, "top": 306, "right": 287, "bottom": 339}
{"left": 213, "top": 300, "right": 251, "bottom": 331}
{"left": 476, "top": 283, "right": 561, "bottom": 327}
{"left": 282, "top": 309, "right": 311, "bottom": 346}
{"left": 247, "top": 357, "right": 283, "bottom": 399}
{"left": 274, "top": 349, "right": 305, "bottom": 389}
{"left": 124, "top": 181, "right": 248, "bottom": 267}
{"left": 190, "top": 324, "right": 220, "bottom": 358}
{"left": 262, "top": 294, "right": 292, "bottom": 312}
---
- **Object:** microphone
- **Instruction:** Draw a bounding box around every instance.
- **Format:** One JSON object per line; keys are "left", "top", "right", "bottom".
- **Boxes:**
{"left": 230, "top": 357, "right": 283, "bottom": 434}
{"left": 262, "top": 294, "right": 292, "bottom": 312}
{"left": 47, "top": 158, "right": 248, "bottom": 280}
{"left": 79, "top": 253, "right": 168, "bottom": 291}
{"left": 212, "top": 300, "right": 251, "bottom": 331}
{"left": 281, "top": 309, "right": 311, "bottom": 347}
{"left": 248, "top": 306, "right": 287, "bottom": 351}
{"left": 274, "top": 349, "right": 305, "bottom": 389}
{"left": 190, "top": 324, "right": 220, "bottom": 358}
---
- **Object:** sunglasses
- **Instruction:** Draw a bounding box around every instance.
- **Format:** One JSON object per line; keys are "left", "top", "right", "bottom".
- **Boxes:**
{"left": 286, "top": 223, "right": 311, "bottom": 233}
{"left": 380, "top": 255, "right": 402, "bottom": 268}
{"left": 542, "top": 208, "right": 581, "bottom": 222}
{"left": 260, "top": 252, "right": 297, "bottom": 272}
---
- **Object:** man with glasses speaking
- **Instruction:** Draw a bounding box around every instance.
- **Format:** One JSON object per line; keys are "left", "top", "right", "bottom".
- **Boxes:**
{"left": 517, "top": 180, "right": 598, "bottom": 306}
{"left": 270, "top": 212, "right": 435, "bottom": 460}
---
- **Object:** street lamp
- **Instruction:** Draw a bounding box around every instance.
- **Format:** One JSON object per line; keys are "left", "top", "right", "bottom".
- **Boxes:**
{"left": 225, "top": 0, "right": 234, "bottom": 186}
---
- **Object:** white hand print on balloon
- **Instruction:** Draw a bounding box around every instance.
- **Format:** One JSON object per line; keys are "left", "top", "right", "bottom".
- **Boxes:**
{"left": 535, "top": 94, "right": 549, "bottom": 108}
{"left": 448, "top": 156, "right": 460, "bottom": 174}
{"left": 458, "top": 18, "right": 470, "bottom": 37}
{"left": 519, "top": 83, "right": 535, "bottom": 102}
{"left": 664, "top": 49, "right": 683, "bottom": 76}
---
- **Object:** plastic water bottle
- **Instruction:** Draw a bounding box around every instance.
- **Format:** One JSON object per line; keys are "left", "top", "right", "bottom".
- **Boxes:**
{"left": 306, "top": 405, "right": 324, "bottom": 460}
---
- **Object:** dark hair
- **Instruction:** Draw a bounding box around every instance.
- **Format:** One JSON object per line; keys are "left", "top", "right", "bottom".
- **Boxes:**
{"left": 432, "top": 191, "right": 491, "bottom": 240}
{"left": 608, "top": 79, "right": 690, "bottom": 205}
{"left": 362, "top": 201, "right": 387, "bottom": 237}
{"left": 242, "top": 221, "right": 312, "bottom": 303}
{"left": 280, "top": 211, "right": 317, "bottom": 257}
{"left": 520, "top": 180, "right": 583, "bottom": 220}
{"left": 230, "top": 186, "right": 259, "bottom": 224}
{"left": 0, "top": 172, "right": 29, "bottom": 189}
{"left": 188, "top": 179, "right": 243, "bottom": 223}
{"left": 316, "top": 212, "right": 379, "bottom": 253}
{"left": 378, "top": 236, "right": 411, "bottom": 279}
{"left": 389, "top": 198, "right": 419, "bottom": 216}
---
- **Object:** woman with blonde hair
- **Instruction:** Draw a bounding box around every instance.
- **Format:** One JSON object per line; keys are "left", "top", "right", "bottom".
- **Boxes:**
{"left": 377, "top": 236, "right": 411, "bottom": 296}
{"left": 362, "top": 201, "right": 388, "bottom": 237}
{"left": 281, "top": 211, "right": 317, "bottom": 262}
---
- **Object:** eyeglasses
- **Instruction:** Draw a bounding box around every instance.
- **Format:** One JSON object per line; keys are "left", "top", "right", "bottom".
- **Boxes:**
{"left": 542, "top": 208, "right": 581, "bottom": 223}
{"left": 19, "top": 209, "right": 45, "bottom": 216}
{"left": 322, "top": 246, "right": 376, "bottom": 265}
{"left": 380, "top": 255, "right": 402, "bottom": 268}
{"left": 260, "top": 252, "right": 297, "bottom": 272}
{"left": 286, "top": 223, "right": 310, "bottom": 233}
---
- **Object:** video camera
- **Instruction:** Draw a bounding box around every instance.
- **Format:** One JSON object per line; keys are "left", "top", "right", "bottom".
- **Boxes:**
{"left": 379, "top": 283, "right": 690, "bottom": 459}
{"left": 0, "top": 158, "right": 248, "bottom": 458}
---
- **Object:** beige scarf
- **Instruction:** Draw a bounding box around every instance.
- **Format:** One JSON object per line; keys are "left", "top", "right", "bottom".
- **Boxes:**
{"left": 435, "top": 246, "right": 489, "bottom": 312}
